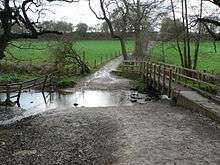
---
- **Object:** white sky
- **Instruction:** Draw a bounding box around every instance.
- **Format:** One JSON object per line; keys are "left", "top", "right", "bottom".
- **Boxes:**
{"left": 42, "top": 1, "right": 103, "bottom": 26}
{"left": 39, "top": 0, "right": 218, "bottom": 27}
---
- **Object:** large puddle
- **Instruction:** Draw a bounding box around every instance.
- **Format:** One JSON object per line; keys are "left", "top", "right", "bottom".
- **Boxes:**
{"left": 0, "top": 89, "right": 148, "bottom": 125}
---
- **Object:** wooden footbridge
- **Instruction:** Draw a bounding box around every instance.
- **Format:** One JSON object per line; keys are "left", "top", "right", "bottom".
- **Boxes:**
{"left": 117, "top": 60, "right": 220, "bottom": 121}
{"left": 0, "top": 74, "right": 54, "bottom": 107}
{"left": 121, "top": 60, "right": 220, "bottom": 104}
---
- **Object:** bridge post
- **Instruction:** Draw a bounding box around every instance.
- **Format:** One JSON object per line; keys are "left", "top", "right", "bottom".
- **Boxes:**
{"left": 158, "top": 65, "right": 161, "bottom": 90}
{"left": 146, "top": 62, "right": 149, "bottom": 86}
{"left": 42, "top": 75, "right": 48, "bottom": 92}
{"left": 162, "top": 66, "right": 166, "bottom": 95}
{"left": 142, "top": 62, "right": 146, "bottom": 81}
{"left": 6, "top": 84, "right": 10, "bottom": 101}
{"left": 16, "top": 83, "right": 22, "bottom": 107}
{"left": 153, "top": 64, "right": 156, "bottom": 88}
{"left": 4, "top": 84, "right": 13, "bottom": 106}
{"left": 168, "top": 69, "right": 173, "bottom": 98}
{"left": 149, "top": 63, "right": 152, "bottom": 86}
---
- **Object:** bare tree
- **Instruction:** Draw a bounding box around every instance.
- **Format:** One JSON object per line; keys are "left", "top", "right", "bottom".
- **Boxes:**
{"left": 193, "top": 0, "right": 203, "bottom": 69}
{"left": 89, "top": 0, "right": 129, "bottom": 60}
{"left": 170, "top": 0, "right": 204, "bottom": 69}
{"left": 0, "top": 0, "right": 79, "bottom": 61}
{"left": 197, "top": 0, "right": 220, "bottom": 41}
{"left": 127, "top": 0, "right": 166, "bottom": 59}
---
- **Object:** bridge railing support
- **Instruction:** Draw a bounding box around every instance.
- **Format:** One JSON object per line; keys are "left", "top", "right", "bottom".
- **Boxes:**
{"left": 5, "top": 84, "right": 11, "bottom": 103}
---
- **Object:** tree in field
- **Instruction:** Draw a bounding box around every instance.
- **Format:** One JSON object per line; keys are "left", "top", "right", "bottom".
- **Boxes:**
{"left": 101, "top": 22, "right": 109, "bottom": 33}
{"left": 75, "top": 23, "right": 88, "bottom": 34}
{"left": 126, "top": 0, "right": 167, "bottom": 59}
{"left": 160, "top": 17, "right": 184, "bottom": 41}
{"left": 89, "top": 0, "right": 129, "bottom": 60}
{"left": 0, "top": 0, "right": 78, "bottom": 61}
{"left": 159, "top": 17, "right": 184, "bottom": 62}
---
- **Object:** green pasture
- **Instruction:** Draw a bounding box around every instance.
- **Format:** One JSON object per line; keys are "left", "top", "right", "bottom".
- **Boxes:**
{"left": 4, "top": 40, "right": 134, "bottom": 67}
{"left": 74, "top": 40, "right": 134, "bottom": 66}
{"left": 2, "top": 40, "right": 220, "bottom": 75}
{"left": 150, "top": 41, "right": 220, "bottom": 74}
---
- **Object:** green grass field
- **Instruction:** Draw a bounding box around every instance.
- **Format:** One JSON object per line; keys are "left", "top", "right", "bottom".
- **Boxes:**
{"left": 1, "top": 40, "right": 134, "bottom": 83}
{"left": 74, "top": 40, "right": 134, "bottom": 66}
{"left": 5, "top": 40, "right": 134, "bottom": 67}
{"left": 3, "top": 40, "right": 220, "bottom": 74}
{"left": 150, "top": 41, "right": 220, "bottom": 74}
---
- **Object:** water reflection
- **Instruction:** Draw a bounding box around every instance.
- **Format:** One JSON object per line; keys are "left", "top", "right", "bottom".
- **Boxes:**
{"left": 0, "top": 90, "right": 134, "bottom": 125}
{"left": 1, "top": 90, "right": 133, "bottom": 109}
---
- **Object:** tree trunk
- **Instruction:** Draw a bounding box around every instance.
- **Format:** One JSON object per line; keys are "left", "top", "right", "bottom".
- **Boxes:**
{"left": 184, "top": 0, "right": 191, "bottom": 68}
{"left": 181, "top": 0, "right": 188, "bottom": 68}
{"left": 134, "top": 28, "right": 144, "bottom": 60}
{"left": 170, "top": 0, "right": 184, "bottom": 67}
{"left": 0, "top": 38, "right": 8, "bottom": 61}
{"left": 119, "top": 38, "right": 128, "bottom": 60}
{"left": 193, "top": 0, "right": 203, "bottom": 70}
{"left": 161, "top": 42, "right": 166, "bottom": 62}
{"left": 213, "top": 40, "right": 217, "bottom": 53}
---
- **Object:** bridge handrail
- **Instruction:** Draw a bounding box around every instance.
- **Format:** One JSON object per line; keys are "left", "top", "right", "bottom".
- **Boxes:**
{"left": 122, "top": 61, "right": 220, "bottom": 94}
{"left": 123, "top": 60, "right": 220, "bottom": 87}
{"left": 0, "top": 72, "right": 55, "bottom": 93}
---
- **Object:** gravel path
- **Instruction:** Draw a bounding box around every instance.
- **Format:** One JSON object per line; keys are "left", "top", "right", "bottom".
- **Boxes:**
{"left": 0, "top": 57, "right": 220, "bottom": 165}
{"left": 0, "top": 103, "right": 220, "bottom": 165}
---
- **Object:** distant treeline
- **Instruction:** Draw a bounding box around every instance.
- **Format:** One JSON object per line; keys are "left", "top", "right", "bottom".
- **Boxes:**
{"left": 17, "top": 31, "right": 214, "bottom": 42}
{"left": 29, "top": 32, "right": 158, "bottom": 41}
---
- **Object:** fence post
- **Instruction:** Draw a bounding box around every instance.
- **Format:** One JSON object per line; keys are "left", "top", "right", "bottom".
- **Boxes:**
{"left": 198, "top": 72, "right": 202, "bottom": 89}
{"left": 178, "top": 68, "right": 181, "bottom": 81}
{"left": 94, "top": 59, "right": 97, "bottom": 69}
{"left": 140, "top": 62, "right": 143, "bottom": 73}
{"left": 132, "top": 62, "right": 134, "bottom": 72}
{"left": 100, "top": 56, "right": 103, "bottom": 65}
{"left": 83, "top": 51, "right": 86, "bottom": 63}
{"left": 168, "top": 69, "right": 172, "bottom": 98}
{"left": 122, "top": 61, "right": 125, "bottom": 73}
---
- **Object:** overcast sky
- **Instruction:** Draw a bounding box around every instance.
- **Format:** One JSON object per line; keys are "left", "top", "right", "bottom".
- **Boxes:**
{"left": 40, "top": 0, "right": 218, "bottom": 27}
{"left": 42, "top": 1, "right": 103, "bottom": 26}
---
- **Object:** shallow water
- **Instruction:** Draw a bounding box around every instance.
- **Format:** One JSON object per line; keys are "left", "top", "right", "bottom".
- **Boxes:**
{"left": 0, "top": 89, "right": 137, "bottom": 125}
{"left": 0, "top": 57, "right": 145, "bottom": 125}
